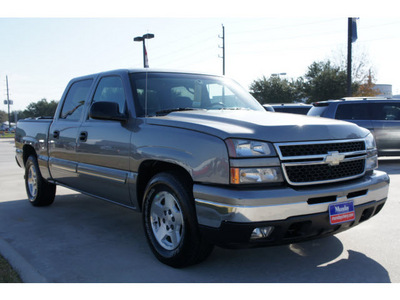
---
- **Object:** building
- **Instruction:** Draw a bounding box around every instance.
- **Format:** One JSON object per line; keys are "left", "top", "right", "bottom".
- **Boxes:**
{"left": 374, "top": 84, "right": 392, "bottom": 97}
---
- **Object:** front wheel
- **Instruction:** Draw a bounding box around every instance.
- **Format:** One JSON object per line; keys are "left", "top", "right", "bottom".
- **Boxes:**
{"left": 25, "top": 155, "right": 56, "bottom": 207}
{"left": 142, "top": 172, "right": 213, "bottom": 268}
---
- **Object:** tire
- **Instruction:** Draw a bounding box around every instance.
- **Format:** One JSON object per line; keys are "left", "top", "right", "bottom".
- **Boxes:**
{"left": 142, "top": 171, "right": 214, "bottom": 268}
{"left": 25, "top": 155, "right": 56, "bottom": 207}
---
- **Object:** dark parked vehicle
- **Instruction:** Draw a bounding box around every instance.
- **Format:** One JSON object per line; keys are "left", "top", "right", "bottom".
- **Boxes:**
{"left": 15, "top": 70, "right": 389, "bottom": 267}
{"left": 308, "top": 97, "right": 400, "bottom": 156}
{"left": 264, "top": 103, "right": 312, "bottom": 115}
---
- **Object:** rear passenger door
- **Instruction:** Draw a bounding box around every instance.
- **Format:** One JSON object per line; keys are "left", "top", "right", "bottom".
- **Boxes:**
{"left": 370, "top": 102, "right": 400, "bottom": 155}
{"left": 75, "top": 75, "right": 133, "bottom": 206}
{"left": 49, "top": 78, "right": 93, "bottom": 187}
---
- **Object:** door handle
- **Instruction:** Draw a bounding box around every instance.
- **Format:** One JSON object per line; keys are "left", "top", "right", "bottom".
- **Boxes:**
{"left": 79, "top": 131, "right": 88, "bottom": 142}
{"left": 53, "top": 130, "right": 60, "bottom": 139}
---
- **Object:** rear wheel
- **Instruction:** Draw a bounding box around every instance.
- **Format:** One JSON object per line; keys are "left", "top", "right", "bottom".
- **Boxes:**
{"left": 142, "top": 171, "right": 214, "bottom": 268}
{"left": 25, "top": 155, "right": 56, "bottom": 207}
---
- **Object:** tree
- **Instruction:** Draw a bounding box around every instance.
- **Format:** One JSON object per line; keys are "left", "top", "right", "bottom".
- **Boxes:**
{"left": 249, "top": 75, "right": 302, "bottom": 104}
{"left": 249, "top": 53, "right": 378, "bottom": 104}
{"left": 352, "top": 69, "right": 380, "bottom": 97}
{"left": 21, "top": 98, "right": 59, "bottom": 118}
{"left": 301, "top": 60, "right": 352, "bottom": 103}
{"left": 0, "top": 110, "right": 7, "bottom": 123}
{"left": 331, "top": 45, "right": 376, "bottom": 86}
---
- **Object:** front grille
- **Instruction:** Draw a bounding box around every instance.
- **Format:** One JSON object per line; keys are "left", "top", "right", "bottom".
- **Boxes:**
{"left": 285, "top": 159, "right": 365, "bottom": 184}
{"left": 275, "top": 139, "right": 367, "bottom": 186}
{"left": 279, "top": 141, "right": 365, "bottom": 157}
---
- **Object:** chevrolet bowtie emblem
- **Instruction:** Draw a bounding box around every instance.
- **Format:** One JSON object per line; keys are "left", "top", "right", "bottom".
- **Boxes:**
{"left": 324, "top": 151, "right": 345, "bottom": 166}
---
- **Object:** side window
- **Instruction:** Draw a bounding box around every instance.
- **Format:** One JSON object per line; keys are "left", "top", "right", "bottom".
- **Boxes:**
{"left": 308, "top": 106, "right": 327, "bottom": 117}
{"left": 60, "top": 79, "right": 93, "bottom": 121}
{"left": 335, "top": 103, "right": 369, "bottom": 120}
{"left": 370, "top": 103, "right": 400, "bottom": 120}
{"left": 92, "top": 76, "right": 126, "bottom": 115}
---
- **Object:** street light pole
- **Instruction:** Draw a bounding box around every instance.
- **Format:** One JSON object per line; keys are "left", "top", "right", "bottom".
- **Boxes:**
{"left": 134, "top": 33, "right": 155, "bottom": 68}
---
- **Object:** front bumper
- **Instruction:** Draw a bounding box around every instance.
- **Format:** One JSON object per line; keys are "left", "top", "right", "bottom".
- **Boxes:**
{"left": 194, "top": 170, "right": 389, "bottom": 247}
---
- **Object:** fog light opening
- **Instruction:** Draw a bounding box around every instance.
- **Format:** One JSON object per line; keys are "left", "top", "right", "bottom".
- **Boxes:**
{"left": 250, "top": 226, "right": 274, "bottom": 240}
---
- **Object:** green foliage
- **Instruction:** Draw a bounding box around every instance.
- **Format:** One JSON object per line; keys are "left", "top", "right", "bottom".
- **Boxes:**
{"left": 0, "top": 254, "right": 22, "bottom": 283}
{"left": 301, "top": 60, "right": 349, "bottom": 103}
{"left": 250, "top": 59, "right": 368, "bottom": 105}
{"left": 2, "top": 99, "right": 59, "bottom": 122}
{"left": 249, "top": 76, "right": 302, "bottom": 104}
{"left": 22, "top": 98, "right": 59, "bottom": 118}
{"left": 0, "top": 110, "right": 7, "bottom": 123}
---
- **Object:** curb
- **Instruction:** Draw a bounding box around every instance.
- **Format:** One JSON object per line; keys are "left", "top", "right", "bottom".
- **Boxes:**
{"left": 0, "top": 237, "right": 47, "bottom": 283}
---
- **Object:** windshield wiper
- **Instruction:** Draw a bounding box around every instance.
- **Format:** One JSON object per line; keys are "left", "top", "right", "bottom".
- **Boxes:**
{"left": 155, "top": 108, "right": 197, "bottom": 116}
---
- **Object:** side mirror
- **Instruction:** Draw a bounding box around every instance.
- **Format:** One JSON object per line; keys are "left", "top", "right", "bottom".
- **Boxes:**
{"left": 89, "top": 101, "right": 128, "bottom": 121}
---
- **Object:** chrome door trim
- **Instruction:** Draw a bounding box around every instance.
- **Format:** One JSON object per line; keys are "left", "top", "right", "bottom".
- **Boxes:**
{"left": 77, "top": 163, "right": 128, "bottom": 184}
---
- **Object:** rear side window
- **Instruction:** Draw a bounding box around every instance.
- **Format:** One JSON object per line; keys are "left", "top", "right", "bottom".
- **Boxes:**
{"left": 308, "top": 106, "right": 327, "bottom": 117}
{"left": 60, "top": 79, "right": 93, "bottom": 121}
{"left": 335, "top": 103, "right": 370, "bottom": 120}
{"left": 370, "top": 103, "right": 400, "bottom": 120}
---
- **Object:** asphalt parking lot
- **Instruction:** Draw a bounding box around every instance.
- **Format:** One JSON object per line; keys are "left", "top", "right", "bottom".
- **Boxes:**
{"left": 1, "top": 137, "right": 400, "bottom": 283}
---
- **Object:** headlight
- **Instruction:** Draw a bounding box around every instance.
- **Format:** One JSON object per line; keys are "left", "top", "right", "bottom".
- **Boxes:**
{"left": 226, "top": 139, "right": 283, "bottom": 184}
{"left": 365, "top": 133, "right": 378, "bottom": 171}
{"left": 230, "top": 167, "right": 283, "bottom": 184}
{"left": 226, "top": 139, "right": 276, "bottom": 157}
{"left": 365, "top": 133, "right": 377, "bottom": 150}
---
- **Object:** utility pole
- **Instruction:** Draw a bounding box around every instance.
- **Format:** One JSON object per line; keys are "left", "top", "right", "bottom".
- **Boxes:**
{"left": 347, "top": 18, "right": 353, "bottom": 97}
{"left": 219, "top": 24, "right": 225, "bottom": 75}
{"left": 6, "top": 76, "right": 11, "bottom": 129}
{"left": 347, "top": 17, "right": 358, "bottom": 97}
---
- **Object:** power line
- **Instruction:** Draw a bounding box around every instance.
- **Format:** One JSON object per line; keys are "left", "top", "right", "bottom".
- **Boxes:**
{"left": 228, "top": 18, "right": 343, "bottom": 36}
{"left": 228, "top": 38, "right": 347, "bottom": 57}
{"left": 229, "top": 26, "right": 344, "bottom": 46}
{"left": 150, "top": 35, "right": 216, "bottom": 62}
{"left": 154, "top": 44, "right": 216, "bottom": 68}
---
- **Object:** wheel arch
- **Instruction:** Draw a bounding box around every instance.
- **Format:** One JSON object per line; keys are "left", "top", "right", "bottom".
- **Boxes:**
{"left": 22, "top": 144, "right": 37, "bottom": 166}
{"left": 136, "top": 160, "right": 193, "bottom": 212}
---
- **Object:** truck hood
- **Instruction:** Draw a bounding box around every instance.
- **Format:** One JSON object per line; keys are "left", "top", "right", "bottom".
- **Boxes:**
{"left": 146, "top": 110, "right": 370, "bottom": 142}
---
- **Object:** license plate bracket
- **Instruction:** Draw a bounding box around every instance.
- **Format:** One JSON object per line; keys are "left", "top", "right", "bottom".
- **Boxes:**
{"left": 329, "top": 200, "right": 355, "bottom": 225}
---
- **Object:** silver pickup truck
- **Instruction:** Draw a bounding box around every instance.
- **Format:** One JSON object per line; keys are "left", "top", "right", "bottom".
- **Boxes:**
{"left": 15, "top": 69, "right": 390, "bottom": 268}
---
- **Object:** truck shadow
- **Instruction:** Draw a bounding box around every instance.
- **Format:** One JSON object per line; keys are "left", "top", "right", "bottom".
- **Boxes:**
{"left": 195, "top": 238, "right": 390, "bottom": 283}
{"left": 0, "top": 193, "right": 390, "bottom": 283}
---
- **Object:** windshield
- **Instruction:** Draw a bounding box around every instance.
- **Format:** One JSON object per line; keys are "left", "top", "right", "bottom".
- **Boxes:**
{"left": 129, "top": 72, "right": 264, "bottom": 117}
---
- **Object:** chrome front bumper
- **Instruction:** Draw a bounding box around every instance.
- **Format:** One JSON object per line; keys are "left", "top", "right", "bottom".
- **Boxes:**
{"left": 194, "top": 170, "right": 390, "bottom": 228}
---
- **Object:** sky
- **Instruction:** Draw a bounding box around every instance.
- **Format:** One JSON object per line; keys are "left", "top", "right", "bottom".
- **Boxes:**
{"left": 1, "top": 0, "right": 400, "bottom": 111}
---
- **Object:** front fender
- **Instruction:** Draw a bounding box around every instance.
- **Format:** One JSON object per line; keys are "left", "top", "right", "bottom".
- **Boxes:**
{"left": 131, "top": 125, "right": 230, "bottom": 185}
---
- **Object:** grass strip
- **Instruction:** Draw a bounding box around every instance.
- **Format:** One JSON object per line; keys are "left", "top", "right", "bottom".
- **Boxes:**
{"left": 0, "top": 254, "right": 22, "bottom": 283}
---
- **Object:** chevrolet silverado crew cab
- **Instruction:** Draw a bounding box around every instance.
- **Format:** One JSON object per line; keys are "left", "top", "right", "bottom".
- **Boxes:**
{"left": 15, "top": 69, "right": 390, "bottom": 268}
